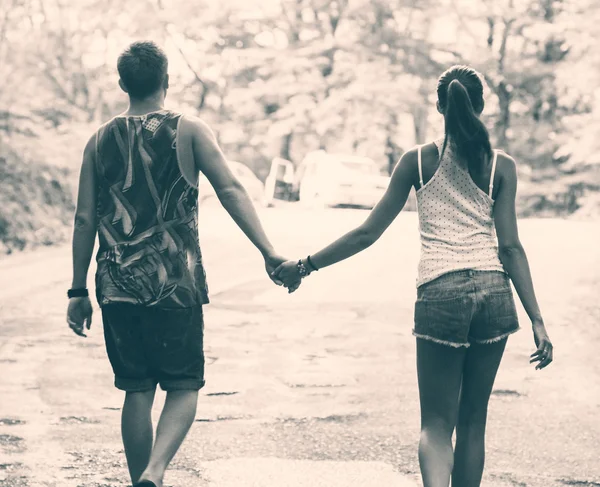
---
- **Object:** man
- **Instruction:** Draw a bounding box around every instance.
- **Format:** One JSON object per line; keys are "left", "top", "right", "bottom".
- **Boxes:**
{"left": 66, "top": 41, "right": 298, "bottom": 487}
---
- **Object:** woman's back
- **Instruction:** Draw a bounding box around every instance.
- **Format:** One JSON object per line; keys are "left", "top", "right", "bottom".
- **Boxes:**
{"left": 415, "top": 138, "right": 505, "bottom": 287}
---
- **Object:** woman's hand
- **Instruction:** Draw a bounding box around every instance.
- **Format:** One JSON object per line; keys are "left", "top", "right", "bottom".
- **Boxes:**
{"left": 273, "top": 260, "right": 302, "bottom": 293}
{"left": 530, "top": 320, "right": 553, "bottom": 370}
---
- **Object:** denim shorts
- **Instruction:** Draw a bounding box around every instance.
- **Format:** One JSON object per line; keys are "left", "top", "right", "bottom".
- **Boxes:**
{"left": 101, "top": 304, "right": 205, "bottom": 392}
{"left": 413, "top": 270, "right": 520, "bottom": 348}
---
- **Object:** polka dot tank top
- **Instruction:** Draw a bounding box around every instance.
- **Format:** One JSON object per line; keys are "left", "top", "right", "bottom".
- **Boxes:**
{"left": 415, "top": 138, "right": 506, "bottom": 288}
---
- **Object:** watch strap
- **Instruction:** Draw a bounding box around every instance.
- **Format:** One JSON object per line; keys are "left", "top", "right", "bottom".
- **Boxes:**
{"left": 68, "top": 288, "right": 89, "bottom": 298}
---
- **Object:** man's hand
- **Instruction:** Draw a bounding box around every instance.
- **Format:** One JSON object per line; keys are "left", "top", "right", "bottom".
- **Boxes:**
{"left": 67, "top": 297, "right": 93, "bottom": 337}
{"left": 264, "top": 252, "right": 293, "bottom": 286}
{"left": 264, "top": 253, "right": 286, "bottom": 286}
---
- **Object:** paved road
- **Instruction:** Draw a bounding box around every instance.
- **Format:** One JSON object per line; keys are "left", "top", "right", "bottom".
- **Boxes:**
{"left": 0, "top": 206, "right": 599, "bottom": 487}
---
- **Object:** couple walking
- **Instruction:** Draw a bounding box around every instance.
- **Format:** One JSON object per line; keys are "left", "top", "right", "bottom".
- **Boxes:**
{"left": 66, "top": 41, "right": 553, "bottom": 487}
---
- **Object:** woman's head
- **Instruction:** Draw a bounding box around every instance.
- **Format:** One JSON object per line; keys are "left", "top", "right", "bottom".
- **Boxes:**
{"left": 436, "top": 65, "right": 491, "bottom": 170}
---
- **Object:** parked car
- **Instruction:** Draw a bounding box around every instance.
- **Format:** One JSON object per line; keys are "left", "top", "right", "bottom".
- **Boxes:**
{"left": 198, "top": 160, "right": 264, "bottom": 205}
{"left": 264, "top": 157, "right": 295, "bottom": 206}
{"left": 290, "top": 151, "right": 390, "bottom": 209}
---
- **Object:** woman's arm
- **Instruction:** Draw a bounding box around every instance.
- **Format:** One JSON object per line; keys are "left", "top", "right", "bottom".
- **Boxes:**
{"left": 493, "top": 153, "right": 542, "bottom": 322}
{"left": 275, "top": 149, "right": 417, "bottom": 282}
{"left": 493, "top": 153, "right": 553, "bottom": 369}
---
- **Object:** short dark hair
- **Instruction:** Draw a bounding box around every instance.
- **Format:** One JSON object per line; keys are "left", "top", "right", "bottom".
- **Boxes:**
{"left": 117, "top": 41, "right": 168, "bottom": 99}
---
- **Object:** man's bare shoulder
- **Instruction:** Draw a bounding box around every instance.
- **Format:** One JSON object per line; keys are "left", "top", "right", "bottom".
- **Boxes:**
{"left": 180, "top": 114, "right": 216, "bottom": 142}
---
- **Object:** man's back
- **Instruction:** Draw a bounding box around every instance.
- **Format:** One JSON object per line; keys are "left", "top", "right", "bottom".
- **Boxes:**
{"left": 94, "top": 109, "right": 209, "bottom": 308}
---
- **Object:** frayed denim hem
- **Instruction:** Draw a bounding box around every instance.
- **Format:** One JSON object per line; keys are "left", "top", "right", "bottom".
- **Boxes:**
{"left": 412, "top": 331, "right": 471, "bottom": 348}
{"left": 471, "top": 326, "right": 521, "bottom": 345}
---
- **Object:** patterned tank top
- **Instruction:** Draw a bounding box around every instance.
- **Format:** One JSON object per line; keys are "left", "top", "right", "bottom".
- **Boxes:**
{"left": 94, "top": 109, "right": 209, "bottom": 308}
{"left": 415, "top": 138, "right": 506, "bottom": 288}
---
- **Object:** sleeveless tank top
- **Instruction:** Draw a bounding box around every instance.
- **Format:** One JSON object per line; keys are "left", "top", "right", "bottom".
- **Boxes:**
{"left": 94, "top": 109, "right": 209, "bottom": 308}
{"left": 415, "top": 138, "right": 506, "bottom": 288}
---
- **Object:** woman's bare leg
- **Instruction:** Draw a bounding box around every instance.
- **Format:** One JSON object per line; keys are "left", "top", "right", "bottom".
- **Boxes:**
{"left": 417, "top": 339, "right": 467, "bottom": 487}
{"left": 452, "top": 339, "right": 507, "bottom": 487}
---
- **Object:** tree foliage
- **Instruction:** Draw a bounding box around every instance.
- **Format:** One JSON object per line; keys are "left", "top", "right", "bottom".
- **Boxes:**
{"left": 0, "top": 0, "right": 598, "bottom": 251}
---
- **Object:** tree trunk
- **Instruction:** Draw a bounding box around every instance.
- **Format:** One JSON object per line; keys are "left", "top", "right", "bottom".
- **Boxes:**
{"left": 280, "top": 132, "right": 293, "bottom": 161}
{"left": 413, "top": 80, "right": 430, "bottom": 144}
{"left": 385, "top": 134, "right": 401, "bottom": 176}
{"left": 385, "top": 112, "right": 401, "bottom": 175}
{"left": 412, "top": 105, "right": 428, "bottom": 145}
{"left": 496, "top": 81, "right": 511, "bottom": 149}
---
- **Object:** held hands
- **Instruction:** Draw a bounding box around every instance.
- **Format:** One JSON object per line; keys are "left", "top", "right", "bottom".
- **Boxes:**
{"left": 271, "top": 257, "right": 318, "bottom": 293}
{"left": 273, "top": 260, "right": 303, "bottom": 293}
{"left": 264, "top": 253, "right": 302, "bottom": 293}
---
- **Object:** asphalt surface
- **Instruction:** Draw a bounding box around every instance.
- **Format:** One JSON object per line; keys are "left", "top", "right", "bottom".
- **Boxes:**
{"left": 0, "top": 206, "right": 599, "bottom": 487}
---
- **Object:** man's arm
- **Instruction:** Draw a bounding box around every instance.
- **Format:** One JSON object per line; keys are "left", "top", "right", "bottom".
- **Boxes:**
{"left": 71, "top": 134, "right": 98, "bottom": 289}
{"left": 188, "top": 117, "right": 288, "bottom": 282}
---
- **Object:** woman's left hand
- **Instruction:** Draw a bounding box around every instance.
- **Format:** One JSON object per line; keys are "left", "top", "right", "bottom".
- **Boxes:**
{"left": 530, "top": 320, "right": 553, "bottom": 370}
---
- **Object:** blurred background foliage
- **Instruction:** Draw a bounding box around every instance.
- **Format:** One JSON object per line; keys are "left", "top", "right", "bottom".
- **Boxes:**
{"left": 0, "top": 0, "right": 599, "bottom": 253}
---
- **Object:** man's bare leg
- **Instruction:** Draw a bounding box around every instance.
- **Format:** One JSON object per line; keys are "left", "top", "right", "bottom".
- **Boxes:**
{"left": 122, "top": 389, "right": 156, "bottom": 484}
{"left": 137, "top": 390, "right": 199, "bottom": 487}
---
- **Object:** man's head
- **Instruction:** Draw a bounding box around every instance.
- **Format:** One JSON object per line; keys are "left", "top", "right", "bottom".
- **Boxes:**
{"left": 117, "top": 41, "right": 169, "bottom": 100}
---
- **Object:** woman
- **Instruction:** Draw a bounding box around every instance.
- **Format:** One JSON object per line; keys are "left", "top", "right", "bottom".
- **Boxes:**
{"left": 273, "top": 65, "right": 553, "bottom": 487}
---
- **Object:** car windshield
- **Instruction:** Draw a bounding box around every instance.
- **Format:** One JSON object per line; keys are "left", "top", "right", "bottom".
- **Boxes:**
{"left": 275, "top": 165, "right": 287, "bottom": 178}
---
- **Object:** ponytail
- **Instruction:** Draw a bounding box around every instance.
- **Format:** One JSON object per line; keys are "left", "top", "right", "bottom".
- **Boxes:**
{"left": 443, "top": 79, "right": 492, "bottom": 171}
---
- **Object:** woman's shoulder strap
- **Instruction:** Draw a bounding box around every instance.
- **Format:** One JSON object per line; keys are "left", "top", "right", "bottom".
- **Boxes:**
{"left": 488, "top": 149, "right": 499, "bottom": 198}
{"left": 417, "top": 144, "right": 424, "bottom": 188}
